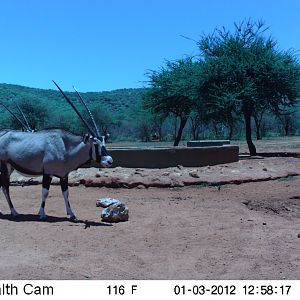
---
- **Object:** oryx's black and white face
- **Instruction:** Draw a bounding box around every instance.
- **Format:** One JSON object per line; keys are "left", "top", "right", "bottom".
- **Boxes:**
{"left": 92, "top": 135, "right": 113, "bottom": 168}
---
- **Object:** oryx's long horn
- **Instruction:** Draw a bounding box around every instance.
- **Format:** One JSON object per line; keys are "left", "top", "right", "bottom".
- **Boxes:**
{"left": 73, "top": 86, "right": 101, "bottom": 138}
{"left": 0, "top": 102, "right": 28, "bottom": 130}
{"left": 15, "top": 103, "right": 33, "bottom": 131}
{"left": 52, "top": 80, "right": 96, "bottom": 137}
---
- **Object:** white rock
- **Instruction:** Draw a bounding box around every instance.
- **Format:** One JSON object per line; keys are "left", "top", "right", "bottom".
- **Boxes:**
{"left": 101, "top": 203, "right": 129, "bottom": 223}
{"left": 96, "top": 197, "right": 121, "bottom": 208}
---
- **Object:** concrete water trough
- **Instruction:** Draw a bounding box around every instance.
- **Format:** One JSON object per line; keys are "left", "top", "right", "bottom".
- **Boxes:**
{"left": 96, "top": 145, "right": 239, "bottom": 168}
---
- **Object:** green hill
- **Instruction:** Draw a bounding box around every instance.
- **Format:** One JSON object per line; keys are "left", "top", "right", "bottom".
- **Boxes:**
{"left": 0, "top": 83, "right": 145, "bottom": 117}
{"left": 0, "top": 83, "right": 146, "bottom": 138}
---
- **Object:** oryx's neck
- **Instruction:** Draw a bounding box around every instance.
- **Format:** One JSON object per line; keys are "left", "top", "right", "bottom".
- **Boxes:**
{"left": 67, "top": 141, "right": 90, "bottom": 157}
{"left": 63, "top": 141, "right": 92, "bottom": 172}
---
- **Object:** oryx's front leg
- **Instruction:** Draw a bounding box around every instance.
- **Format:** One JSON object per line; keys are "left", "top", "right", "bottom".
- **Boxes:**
{"left": 0, "top": 162, "right": 18, "bottom": 217}
{"left": 60, "top": 176, "right": 76, "bottom": 221}
{"left": 38, "top": 174, "right": 52, "bottom": 220}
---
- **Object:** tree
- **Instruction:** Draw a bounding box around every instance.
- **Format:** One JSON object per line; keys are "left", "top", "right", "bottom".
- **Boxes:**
{"left": 48, "top": 109, "right": 86, "bottom": 134}
{"left": 197, "top": 20, "right": 300, "bottom": 155}
{"left": 144, "top": 57, "right": 200, "bottom": 146}
{"left": 11, "top": 97, "right": 49, "bottom": 130}
{"left": 253, "top": 102, "right": 268, "bottom": 140}
{"left": 89, "top": 105, "right": 115, "bottom": 135}
{"left": 275, "top": 107, "right": 297, "bottom": 136}
{"left": 134, "top": 106, "right": 155, "bottom": 142}
{"left": 189, "top": 111, "right": 203, "bottom": 140}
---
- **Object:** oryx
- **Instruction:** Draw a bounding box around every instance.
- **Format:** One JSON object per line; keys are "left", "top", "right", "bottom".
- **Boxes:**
{"left": 0, "top": 82, "right": 113, "bottom": 221}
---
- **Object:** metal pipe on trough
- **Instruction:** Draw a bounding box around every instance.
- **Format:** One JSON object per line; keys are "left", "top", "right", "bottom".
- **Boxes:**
{"left": 187, "top": 140, "right": 231, "bottom": 147}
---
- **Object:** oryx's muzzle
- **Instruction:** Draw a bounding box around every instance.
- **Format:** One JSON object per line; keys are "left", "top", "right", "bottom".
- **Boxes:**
{"left": 101, "top": 155, "right": 113, "bottom": 167}
{"left": 100, "top": 145, "right": 113, "bottom": 167}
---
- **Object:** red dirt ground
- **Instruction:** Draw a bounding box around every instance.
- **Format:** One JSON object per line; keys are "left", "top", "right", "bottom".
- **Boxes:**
{"left": 1, "top": 156, "right": 299, "bottom": 280}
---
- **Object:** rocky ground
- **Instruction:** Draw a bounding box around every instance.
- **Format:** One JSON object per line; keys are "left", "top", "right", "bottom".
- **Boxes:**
{"left": 10, "top": 157, "right": 300, "bottom": 188}
{"left": 1, "top": 154, "right": 299, "bottom": 280}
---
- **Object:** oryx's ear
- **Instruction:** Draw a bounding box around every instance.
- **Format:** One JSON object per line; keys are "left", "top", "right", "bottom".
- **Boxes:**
{"left": 83, "top": 134, "right": 90, "bottom": 144}
{"left": 104, "top": 133, "right": 110, "bottom": 143}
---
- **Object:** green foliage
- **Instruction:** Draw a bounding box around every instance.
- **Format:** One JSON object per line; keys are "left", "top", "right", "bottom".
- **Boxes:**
{"left": 144, "top": 57, "right": 201, "bottom": 145}
{"left": 198, "top": 20, "right": 299, "bottom": 111}
{"left": 16, "top": 98, "right": 49, "bottom": 130}
{"left": 277, "top": 175, "right": 296, "bottom": 182}
{"left": 197, "top": 19, "right": 300, "bottom": 154}
{"left": 144, "top": 57, "right": 198, "bottom": 116}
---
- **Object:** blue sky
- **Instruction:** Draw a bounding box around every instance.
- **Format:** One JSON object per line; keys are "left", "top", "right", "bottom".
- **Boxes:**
{"left": 0, "top": 0, "right": 299, "bottom": 92}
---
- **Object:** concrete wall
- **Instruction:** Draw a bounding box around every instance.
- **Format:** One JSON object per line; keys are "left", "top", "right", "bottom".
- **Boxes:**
{"left": 90, "top": 145, "right": 239, "bottom": 168}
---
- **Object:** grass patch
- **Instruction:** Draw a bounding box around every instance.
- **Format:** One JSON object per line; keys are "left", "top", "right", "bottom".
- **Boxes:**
{"left": 196, "top": 182, "right": 211, "bottom": 189}
{"left": 277, "top": 175, "right": 297, "bottom": 182}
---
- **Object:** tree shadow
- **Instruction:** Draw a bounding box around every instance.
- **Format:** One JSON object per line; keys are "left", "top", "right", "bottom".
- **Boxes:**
{"left": 0, "top": 213, "right": 112, "bottom": 228}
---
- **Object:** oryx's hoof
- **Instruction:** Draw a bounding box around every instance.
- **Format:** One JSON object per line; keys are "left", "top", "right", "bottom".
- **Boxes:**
{"left": 69, "top": 215, "right": 77, "bottom": 222}
{"left": 39, "top": 215, "right": 47, "bottom": 221}
{"left": 11, "top": 208, "right": 19, "bottom": 218}
{"left": 11, "top": 212, "right": 19, "bottom": 219}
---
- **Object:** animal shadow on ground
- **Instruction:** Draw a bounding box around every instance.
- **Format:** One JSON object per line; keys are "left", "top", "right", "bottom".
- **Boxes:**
{"left": 0, "top": 213, "right": 112, "bottom": 228}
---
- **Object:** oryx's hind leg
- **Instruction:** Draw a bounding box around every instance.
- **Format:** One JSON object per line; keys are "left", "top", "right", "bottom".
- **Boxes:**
{"left": 38, "top": 174, "right": 52, "bottom": 220}
{"left": 60, "top": 176, "right": 76, "bottom": 221}
{"left": 0, "top": 162, "right": 18, "bottom": 217}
